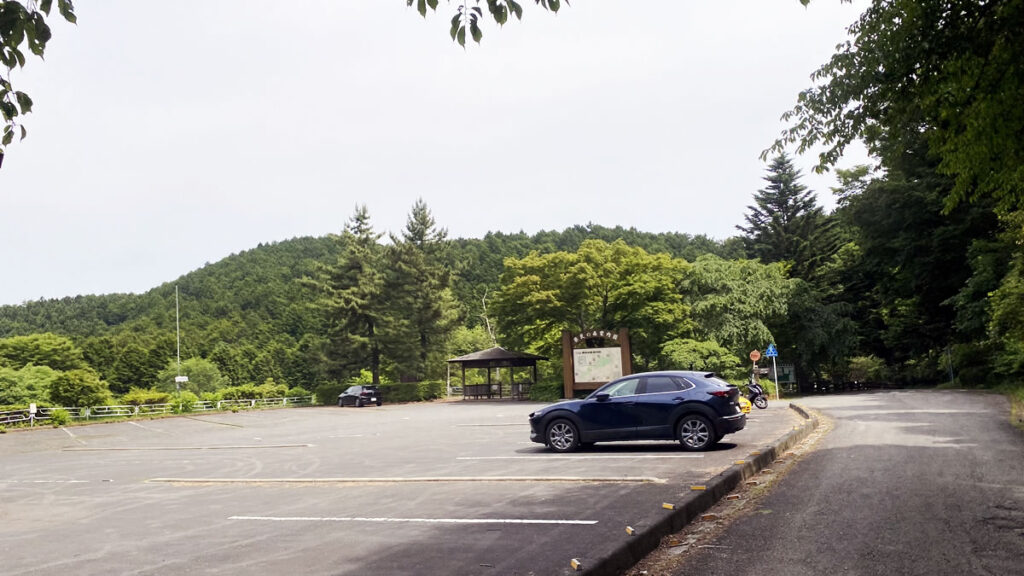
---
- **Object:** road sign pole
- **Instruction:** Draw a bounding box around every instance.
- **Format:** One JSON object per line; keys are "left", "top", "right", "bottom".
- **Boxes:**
{"left": 772, "top": 356, "right": 780, "bottom": 401}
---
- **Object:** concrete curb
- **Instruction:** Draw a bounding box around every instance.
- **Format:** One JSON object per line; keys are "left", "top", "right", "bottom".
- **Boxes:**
{"left": 583, "top": 403, "right": 819, "bottom": 576}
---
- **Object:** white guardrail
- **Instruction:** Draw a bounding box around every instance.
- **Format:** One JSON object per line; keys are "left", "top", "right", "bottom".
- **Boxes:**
{"left": 0, "top": 396, "right": 315, "bottom": 426}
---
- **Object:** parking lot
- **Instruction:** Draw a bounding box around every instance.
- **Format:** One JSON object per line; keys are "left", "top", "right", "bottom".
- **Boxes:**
{"left": 0, "top": 400, "right": 802, "bottom": 575}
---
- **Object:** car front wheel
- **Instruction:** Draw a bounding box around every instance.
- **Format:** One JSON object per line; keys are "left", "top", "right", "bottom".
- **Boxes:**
{"left": 677, "top": 414, "right": 715, "bottom": 451}
{"left": 546, "top": 419, "right": 580, "bottom": 453}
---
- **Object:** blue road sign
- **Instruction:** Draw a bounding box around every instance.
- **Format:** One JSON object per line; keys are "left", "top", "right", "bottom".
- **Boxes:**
{"left": 765, "top": 343, "right": 778, "bottom": 357}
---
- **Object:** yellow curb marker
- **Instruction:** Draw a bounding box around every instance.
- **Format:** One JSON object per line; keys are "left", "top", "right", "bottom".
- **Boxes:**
{"left": 626, "top": 526, "right": 636, "bottom": 536}
{"left": 570, "top": 558, "right": 583, "bottom": 571}
{"left": 734, "top": 460, "right": 746, "bottom": 465}
{"left": 750, "top": 450, "right": 761, "bottom": 455}
{"left": 690, "top": 485, "right": 707, "bottom": 491}
{"left": 662, "top": 502, "right": 676, "bottom": 510}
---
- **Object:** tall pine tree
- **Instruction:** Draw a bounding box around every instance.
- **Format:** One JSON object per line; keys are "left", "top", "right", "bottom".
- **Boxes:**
{"left": 386, "top": 199, "right": 457, "bottom": 381}
{"left": 738, "top": 154, "right": 838, "bottom": 281}
{"left": 309, "top": 205, "right": 388, "bottom": 384}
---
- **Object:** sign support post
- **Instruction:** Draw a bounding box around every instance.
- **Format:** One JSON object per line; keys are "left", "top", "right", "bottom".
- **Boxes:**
{"left": 765, "top": 343, "right": 780, "bottom": 401}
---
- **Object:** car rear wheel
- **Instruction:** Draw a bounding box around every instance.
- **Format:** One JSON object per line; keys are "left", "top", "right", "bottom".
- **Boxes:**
{"left": 677, "top": 414, "right": 715, "bottom": 451}
{"left": 546, "top": 419, "right": 580, "bottom": 453}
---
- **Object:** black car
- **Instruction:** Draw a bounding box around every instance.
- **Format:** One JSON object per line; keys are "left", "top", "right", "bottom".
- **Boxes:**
{"left": 529, "top": 371, "right": 745, "bottom": 452}
{"left": 338, "top": 385, "right": 382, "bottom": 407}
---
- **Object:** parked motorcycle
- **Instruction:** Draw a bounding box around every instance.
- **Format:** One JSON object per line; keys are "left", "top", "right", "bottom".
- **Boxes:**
{"left": 746, "top": 379, "right": 768, "bottom": 409}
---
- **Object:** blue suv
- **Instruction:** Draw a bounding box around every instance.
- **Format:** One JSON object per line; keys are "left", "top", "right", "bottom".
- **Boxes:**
{"left": 529, "top": 371, "right": 746, "bottom": 452}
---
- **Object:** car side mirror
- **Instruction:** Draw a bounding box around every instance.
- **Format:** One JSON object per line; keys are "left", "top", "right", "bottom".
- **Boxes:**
{"left": 594, "top": 393, "right": 610, "bottom": 402}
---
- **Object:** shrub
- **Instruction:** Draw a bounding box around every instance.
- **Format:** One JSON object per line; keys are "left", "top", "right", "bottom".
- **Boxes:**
{"left": 287, "top": 386, "right": 311, "bottom": 398}
{"left": 120, "top": 388, "right": 173, "bottom": 406}
{"left": 379, "top": 380, "right": 445, "bottom": 403}
{"left": 314, "top": 382, "right": 347, "bottom": 405}
{"left": 49, "top": 369, "right": 112, "bottom": 408}
{"left": 255, "top": 379, "right": 288, "bottom": 398}
{"left": 528, "top": 381, "right": 563, "bottom": 402}
{"left": 175, "top": 391, "right": 199, "bottom": 413}
{"left": 218, "top": 384, "right": 259, "bottom": 400}
{"left": 49, "top": 408, "right": 71, "bottom": 426}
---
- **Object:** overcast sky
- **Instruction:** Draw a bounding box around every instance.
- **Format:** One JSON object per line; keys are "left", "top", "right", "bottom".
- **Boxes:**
{"left": 1, "top": 0, "right": 871, "bottom": 306}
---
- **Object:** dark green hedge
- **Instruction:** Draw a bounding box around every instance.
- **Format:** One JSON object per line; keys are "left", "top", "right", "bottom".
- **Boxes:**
{"left": 380, "top": 380, "right": 446, "bottom": 403}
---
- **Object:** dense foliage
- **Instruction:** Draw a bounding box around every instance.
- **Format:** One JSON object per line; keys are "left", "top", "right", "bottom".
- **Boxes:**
{"left": 0, "top": 0, "right": 75, "bottom": 168}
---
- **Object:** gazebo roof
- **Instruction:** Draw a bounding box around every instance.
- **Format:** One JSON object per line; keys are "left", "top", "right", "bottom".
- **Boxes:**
{"left": 447, "top": 346, "right": 548, "bottom": 369}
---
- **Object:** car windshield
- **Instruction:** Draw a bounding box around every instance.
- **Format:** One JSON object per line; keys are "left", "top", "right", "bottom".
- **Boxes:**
{"left": 345, "top": 386, "right": 360, "bottom": 393}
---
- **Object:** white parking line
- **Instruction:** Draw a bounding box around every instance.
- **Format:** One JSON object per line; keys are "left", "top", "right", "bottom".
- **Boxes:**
{"left": 457, "top": 455, "right": 704, "bottom": 460}
{"left": 62, "top": 444, "right": 311, "bottom": 451}
{"left": 229, "top": 515, "right": 598, "bottom": 525}
{"left": 2, "top": 480, "right": 90, "bottom": 484}
{"left": 148, "top": 476, "right": 664, "bottom": 484}
{"left": 454, "top": 423, "right": 526, "bottom": 427}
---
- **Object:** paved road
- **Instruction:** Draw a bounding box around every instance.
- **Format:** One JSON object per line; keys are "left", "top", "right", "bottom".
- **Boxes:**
{"left": 0, "top": 400, "right": 800, "bottom": 575}
{"left": 675, "top": 390, "right": 1024, "bottom": 576}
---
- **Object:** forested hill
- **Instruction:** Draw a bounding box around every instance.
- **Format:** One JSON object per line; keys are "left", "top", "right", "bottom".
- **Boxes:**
{"left": 0, "top": 224, "right": 734, "bottom": 396}
{"left": 0, "top": 225, "right": 737, "bottom": 341}
{"left": 0, "top": 235, "right": 343, "bottom": 341}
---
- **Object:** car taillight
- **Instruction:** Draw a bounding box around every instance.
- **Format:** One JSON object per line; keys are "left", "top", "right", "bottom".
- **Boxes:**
{"left": 708, "top": 390, "right": 731, "bottom": 397}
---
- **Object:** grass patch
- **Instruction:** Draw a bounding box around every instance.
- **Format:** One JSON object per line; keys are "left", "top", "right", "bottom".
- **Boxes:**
{"left": 999, "top": 383, "right": 1024, "bottom": 430}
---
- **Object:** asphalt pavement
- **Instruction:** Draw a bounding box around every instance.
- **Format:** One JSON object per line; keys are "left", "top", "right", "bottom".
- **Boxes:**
{"left": 671, "top": 390, "right": 1024, "bottom": 576}
{"left": 0, "top": 398, "right": 811, "bottom": 575}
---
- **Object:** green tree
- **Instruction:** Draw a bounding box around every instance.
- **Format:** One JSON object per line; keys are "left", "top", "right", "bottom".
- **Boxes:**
{"left": 0, "top": 0, "right": 76, "bottom": 167}
{"left": 48, "top": 368, "right": 111, "bottom": 407}
{"left": 386, "top": 199, "right": 458, "bottom": 381}
{"left": 659, "top": 338, "right": 742, "bottom": 378}
{"left": 682, "top": 255, "right": 791, "bottom": 363}
{"left": 988, "top": 211, "right": 1024, "bottom": 377}
{"left": 837, "top": 134, "right": 999, "bottom": 380}
{"left": 154, "top": 357, "right": 228, "bottom": 395}
{"left": 305, "top": 205, "right": 389, "bottom": 384}
{"left": 0, "top": 332, "right": 89, "bottom": 371}
{"left": 775, "top": 0, "right": 1024, "bottom": 215}
{"left": 0, "top": 364, "right": 58, "bottom": 406}
{"left": 411, "top": 0, "right": 561, "bottom": 47}
{"left": 738, "top": 154, "right": 838, "bottom": 280}
{"left": 494, "top": 239, "right": 691, "bottom": 369}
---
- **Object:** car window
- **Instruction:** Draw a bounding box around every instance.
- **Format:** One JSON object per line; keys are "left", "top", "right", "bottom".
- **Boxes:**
{"left": 345, "top": 386, "right": 360, "bottom": 394}
{"left": 644, "top": 376, "right": 681, "bottom": 394}
{"left": 602, "top": 377, "right": 640, "bottom": 398}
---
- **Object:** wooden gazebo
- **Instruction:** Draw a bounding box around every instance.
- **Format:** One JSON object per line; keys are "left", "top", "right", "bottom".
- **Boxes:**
{"left": 447, "top": 347, "right": 548, "bottom": 400}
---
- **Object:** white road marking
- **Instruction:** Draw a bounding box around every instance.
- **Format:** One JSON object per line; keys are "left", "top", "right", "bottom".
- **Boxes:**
{"left": 455, "top": 423, "right": 526, "bottom": 427}
{"left": 2, "top": 480, "right": 89, "bottom": 484}
{"left": 457, "top": 455, "right": 704, "bottom": 460}
{"left": 128, "top": 421, "right": 164, "bottom": 432}
{"left": 327, "top": 434, "right": 365, "bottom": 438}
{"left": 229, "top": 515, "right": 598, "bottom": 525}
{"left": 62, "top": 444, "right": 311, "bottom": 452}
{"left": 59, "top": 427, "right": 87, "bottom": 445}
{"left": 148, "top": 476, "right": 664, "bottom": 484}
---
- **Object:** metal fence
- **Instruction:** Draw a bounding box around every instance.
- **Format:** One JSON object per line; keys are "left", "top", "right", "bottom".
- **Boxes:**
{"left": 0, "top": 396, "right": 315, "bottom": 427}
